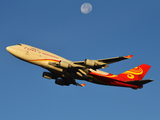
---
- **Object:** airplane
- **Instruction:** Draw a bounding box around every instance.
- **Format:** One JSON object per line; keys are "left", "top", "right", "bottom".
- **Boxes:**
{"left": 6, "top": 43, "right": 153, "bottom": 90}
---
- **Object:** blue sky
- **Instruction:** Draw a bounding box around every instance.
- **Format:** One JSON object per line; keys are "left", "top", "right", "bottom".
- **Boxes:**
{"left": 1, "top": 0, "right": 160, "bottom": 119}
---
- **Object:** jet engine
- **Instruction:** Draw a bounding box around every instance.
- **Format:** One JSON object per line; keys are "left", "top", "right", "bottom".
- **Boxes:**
{"left": 48, "top": 61, "right": 71, "bottom": 69}
{"left": 59, "top": 61, "right": 72, "bottom": 68}
{"left": 84, "top": 59, "right": 108, "bottom": 69}
{"left": 55, "top": 79, "right": 70, "bottom": 86}
{"left": 84, "top": 59, "right": 96, "bottom": 67}
{"left": 42, "top": 72, "right": 57, "bottom": 79}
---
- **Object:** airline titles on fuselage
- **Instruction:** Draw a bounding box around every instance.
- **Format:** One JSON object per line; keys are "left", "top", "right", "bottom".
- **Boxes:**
{"left": 24, "top": 46, "right": 59, "bottom": 59}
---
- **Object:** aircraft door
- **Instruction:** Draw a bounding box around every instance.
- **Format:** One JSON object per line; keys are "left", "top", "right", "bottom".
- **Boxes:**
{"left": 26, "top": 48, "right": 29, "bottom": 55}
{"left": 37, "top": 49, "right": 42, "bottom": 57}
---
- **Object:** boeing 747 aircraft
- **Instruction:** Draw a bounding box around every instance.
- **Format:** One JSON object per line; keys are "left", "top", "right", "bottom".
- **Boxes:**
{"left": 6, "top": 43, "right": 153, "bottom": 89}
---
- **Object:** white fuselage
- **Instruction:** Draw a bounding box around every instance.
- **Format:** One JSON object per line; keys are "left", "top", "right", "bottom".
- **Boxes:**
{"left": 6, "top": 43, "right": 112, "bottom": 86}
{"left": 6, "top": 44, "right": 107, "bottom": 80}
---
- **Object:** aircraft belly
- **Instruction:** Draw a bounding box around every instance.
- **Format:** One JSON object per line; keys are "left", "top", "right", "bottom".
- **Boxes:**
{"left": 46, "top": 65, "right": 63, "bottom": 74}
{"left": 45, "top": 66, "right": 83, "bottom": 79}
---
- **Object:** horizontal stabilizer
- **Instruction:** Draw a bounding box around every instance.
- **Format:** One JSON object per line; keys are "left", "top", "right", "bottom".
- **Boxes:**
{"left": 124, "top": 79, "right": 153, "bottom": 86}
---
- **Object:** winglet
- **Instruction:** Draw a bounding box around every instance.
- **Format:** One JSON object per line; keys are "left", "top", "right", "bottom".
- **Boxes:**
{"left": 125, "top": 55, "right": 133, "bottom": 59}
{"left": 80, "top": 84, "right": 86, "bottom": 87}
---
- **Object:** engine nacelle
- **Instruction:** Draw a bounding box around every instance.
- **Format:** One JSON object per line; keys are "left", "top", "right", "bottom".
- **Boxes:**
{"left": 84, "top": 59, "right": 98, "bottom": 67}
{"left": 48, "top": 61, "right": 71, "bottom": 69}
{"left": 42, "top": 72, "right": 57, "bottom": 79}
{"left": 59, "top": 61, "right": 71, "bottom": 68}
{"left": 55, "top": 79, "right": 69, "bottom": 86}
{"left": 84, "top": 59, "right": 108, "bottom": 69}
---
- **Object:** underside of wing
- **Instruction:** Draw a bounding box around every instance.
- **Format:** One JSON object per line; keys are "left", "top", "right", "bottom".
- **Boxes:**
{"left": 73, "top": 55, "right": 133, "bottom": 69}
{"left": 97, "top": 55, "right": 133, "bottom": 64}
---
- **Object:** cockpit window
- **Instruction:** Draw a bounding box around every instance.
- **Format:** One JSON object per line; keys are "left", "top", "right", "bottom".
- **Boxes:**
{"left": 18, "top": 43, "right": 22, "bottom": 46}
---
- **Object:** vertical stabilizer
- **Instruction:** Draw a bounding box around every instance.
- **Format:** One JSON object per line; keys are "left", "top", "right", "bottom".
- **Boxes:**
{"left": 118, "top": 64, "right": 151, "bottom": 81}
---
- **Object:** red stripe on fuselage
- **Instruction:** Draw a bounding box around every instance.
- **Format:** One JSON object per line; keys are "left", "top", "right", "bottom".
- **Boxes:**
{"left": 28, "top": 59, "right": 60, "bottom": 62}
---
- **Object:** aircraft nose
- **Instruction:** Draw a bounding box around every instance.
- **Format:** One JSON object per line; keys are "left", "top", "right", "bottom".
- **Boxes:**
{"left": 6, "top": 46, "right": 17, "bottom": 55}
{"left": 6, "top": 46, "right": 10, "bottom": 52}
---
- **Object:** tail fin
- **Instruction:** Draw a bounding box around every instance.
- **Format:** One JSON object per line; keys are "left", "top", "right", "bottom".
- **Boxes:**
{"left": 118, "top": 64, "right": 151, "bottom": 81}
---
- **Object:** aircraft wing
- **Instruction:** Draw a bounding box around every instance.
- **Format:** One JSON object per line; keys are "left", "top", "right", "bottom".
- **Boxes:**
{"left": 97, "top": 55, "right": 133, "bottom": 64}
{"left": 73, "top": 55, "right": 133, "bottom": 69}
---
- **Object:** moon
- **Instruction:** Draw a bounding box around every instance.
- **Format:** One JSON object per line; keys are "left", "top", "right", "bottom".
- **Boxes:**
{"left": 81, "top": 3, "right": 92, "bottom": 14}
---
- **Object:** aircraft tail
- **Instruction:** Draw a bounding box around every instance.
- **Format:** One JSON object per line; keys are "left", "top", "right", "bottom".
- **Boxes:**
{"left": 118, "top": 64, "right": 151, "bottom": 81}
